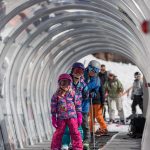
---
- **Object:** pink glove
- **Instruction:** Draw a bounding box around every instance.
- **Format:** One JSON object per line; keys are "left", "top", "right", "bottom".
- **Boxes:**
{"left": 52, "top": 116, "right": 57, "bottom": 128}
{"left": 77, "top": 112, "right": 82, "bottom": 127}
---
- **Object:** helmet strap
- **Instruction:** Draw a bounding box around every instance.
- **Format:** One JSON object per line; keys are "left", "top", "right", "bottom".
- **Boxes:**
{"left": 73, "top": 76, "right": 80, "bottom": 84}
{"left": 58, "top": 87, "right": 68, "bottom": 94}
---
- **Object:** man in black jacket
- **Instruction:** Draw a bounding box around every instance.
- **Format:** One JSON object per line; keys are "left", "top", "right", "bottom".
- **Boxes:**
{"left": 98, "top": 64, "right": 109, "bottom": 121}
{"left": 99, "top": 64, "right": 108, "bottom": 85}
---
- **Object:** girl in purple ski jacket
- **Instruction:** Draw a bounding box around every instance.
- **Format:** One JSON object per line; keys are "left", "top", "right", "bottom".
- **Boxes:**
{"left": 50, "top": 73, "right": 83, "bottom": 150}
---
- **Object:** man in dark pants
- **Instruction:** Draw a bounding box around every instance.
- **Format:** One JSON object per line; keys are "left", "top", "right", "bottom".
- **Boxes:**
{"left": 98, "top": 64, "right": 108, "bottom": 120}
{"left": 131, "top": 72, "right": 143, "bottom": 114}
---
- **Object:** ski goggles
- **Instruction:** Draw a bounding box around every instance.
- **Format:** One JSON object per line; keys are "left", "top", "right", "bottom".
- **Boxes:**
{"left": 59, "top": 79, "right": 71, "bottom": 86}
{"left": 73, "top": 67, "right": 84, "bottom": 75}
{"left": 88, "top": 65, "right": 99, "bottom": 73}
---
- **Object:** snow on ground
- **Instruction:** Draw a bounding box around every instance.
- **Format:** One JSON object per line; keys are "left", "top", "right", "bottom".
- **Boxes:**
{"left": 79, "top": 54, "right": 142, "bottom": 132}
{"left": 94, "top": 121, "right": 129, "bottom": 132}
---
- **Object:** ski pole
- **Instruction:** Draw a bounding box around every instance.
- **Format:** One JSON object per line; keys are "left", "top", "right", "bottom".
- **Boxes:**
{"left": 90, "top": 97, "right": 96, "bottom": 149}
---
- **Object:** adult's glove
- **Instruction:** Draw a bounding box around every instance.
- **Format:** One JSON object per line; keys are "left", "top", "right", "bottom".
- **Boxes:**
{"left": 77, "top": 112, "right": 82, "bottom": 127}
{"left": 52, "top": 116, "right": 57, "bottom": 128}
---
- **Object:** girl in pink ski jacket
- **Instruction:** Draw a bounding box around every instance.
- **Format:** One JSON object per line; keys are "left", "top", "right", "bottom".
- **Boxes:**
{"left": 50, "top": 73, "right": 83, "bottom": 150}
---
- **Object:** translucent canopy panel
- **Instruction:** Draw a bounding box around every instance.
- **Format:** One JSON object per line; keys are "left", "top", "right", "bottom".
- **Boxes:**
{"left": 0, "top": 0, "right": 150, "bottom": 149}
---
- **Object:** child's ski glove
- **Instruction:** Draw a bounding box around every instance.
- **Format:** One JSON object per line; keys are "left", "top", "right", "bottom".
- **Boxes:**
{"left": 52, "top": 116, "right": 57, "bottom": 128}
{"left": 77, "top": 112, "right": 82, "bottom": 127}
{"left": 89, "top": 92, "right": 96, "bottom": 98}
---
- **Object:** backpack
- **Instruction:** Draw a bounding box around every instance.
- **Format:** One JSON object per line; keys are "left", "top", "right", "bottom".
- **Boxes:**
{"left": 128, "top": 115, "right": 145, "bottom": 138}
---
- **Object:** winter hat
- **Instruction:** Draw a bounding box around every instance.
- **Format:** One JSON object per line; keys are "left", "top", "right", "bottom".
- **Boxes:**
{"left": 108, "top": 70, "right": 115, "bottom": 76}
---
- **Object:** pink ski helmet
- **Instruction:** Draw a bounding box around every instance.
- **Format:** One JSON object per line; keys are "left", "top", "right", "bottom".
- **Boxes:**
{"left": 58, "top": 73, "right": 72, "bottom": 83}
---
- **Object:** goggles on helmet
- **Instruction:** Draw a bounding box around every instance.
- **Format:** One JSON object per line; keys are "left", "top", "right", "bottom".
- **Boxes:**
{"left": 88, "top": 65, "right": 99, "bottom": 73}
{"left": 73, "top": 67, "right": 84, "bottom": 75}
{"left": 59, "top": 79, "right": 71, "bottom": 87}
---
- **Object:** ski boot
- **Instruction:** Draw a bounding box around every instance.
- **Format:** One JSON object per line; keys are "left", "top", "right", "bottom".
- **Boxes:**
{"left": 83, "top": 141, "right": 90, "bottom": 150}
{"left": 61, "top": 144, "right": 69, "bottom": 150}
{"left": 68, "top": 144, "right": 72, "bottom": 150}
{"left": 95, "top": 128, "right": 108, "bottom": 136}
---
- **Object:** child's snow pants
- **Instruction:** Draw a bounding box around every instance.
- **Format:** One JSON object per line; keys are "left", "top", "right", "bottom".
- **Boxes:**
{"left": 51, "top": 118, "right": 83, "bottom": 150}
{"left": 82, "top": 112, "right": 90, "bottom": 142}
{"left": 62, "top": 126, "right": 83, "bottom": 146}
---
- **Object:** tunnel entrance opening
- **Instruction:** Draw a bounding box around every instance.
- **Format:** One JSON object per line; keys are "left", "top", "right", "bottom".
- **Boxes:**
{"left": 64, "top": 53, "right": 146, "bottom": 150}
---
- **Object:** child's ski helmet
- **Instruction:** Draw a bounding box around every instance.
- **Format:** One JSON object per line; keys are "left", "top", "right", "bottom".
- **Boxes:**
{"left": 72, "top": 62, "right": 85, "bottom": 70}
{"left": 58, "top": 73, "right": 72, "bottom": 82}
